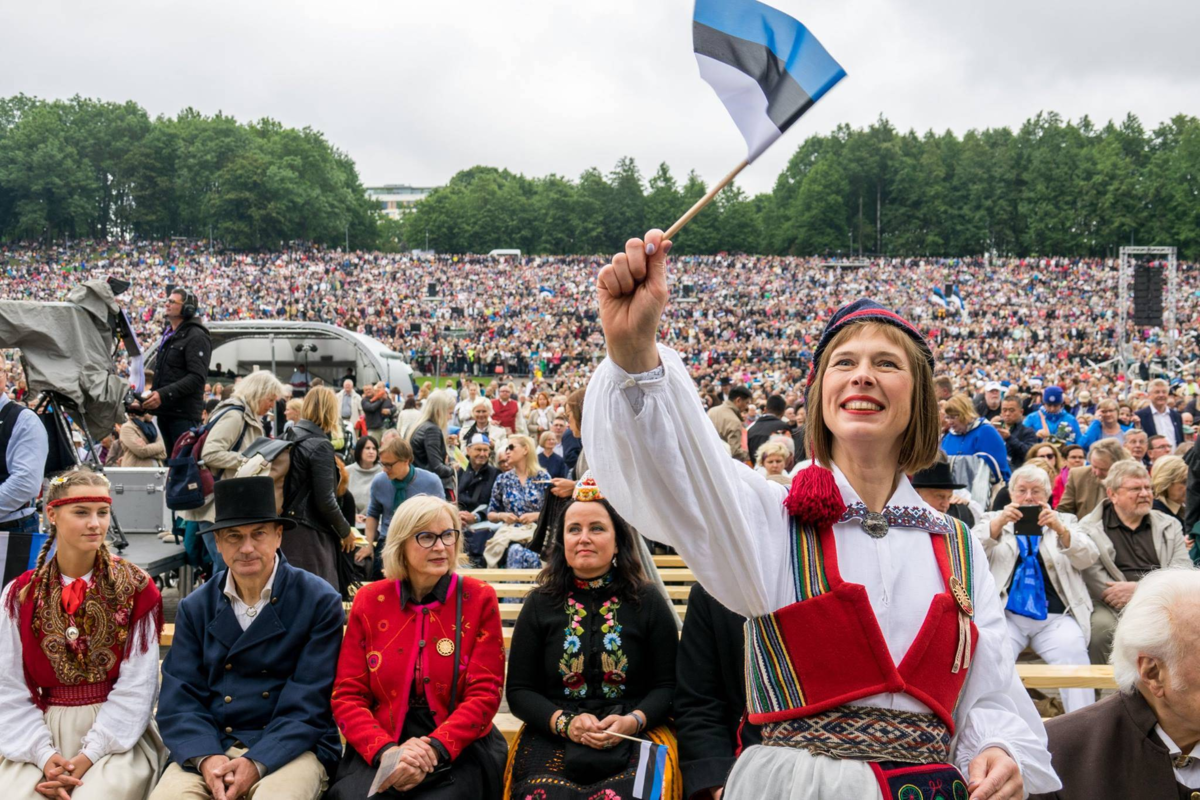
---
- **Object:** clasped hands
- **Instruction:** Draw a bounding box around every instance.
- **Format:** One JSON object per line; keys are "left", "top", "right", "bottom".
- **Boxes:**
{"left": 37, "top": 753, "right": 92, "bottom": 800}
{"left": 567, "top": 712, "right": 640, "bottom": 750}
{"left": 379, "top": 736, "right": 440, "bottom": 794}
{"left": 199, "top": 754, "right": 260, "bottom": 800}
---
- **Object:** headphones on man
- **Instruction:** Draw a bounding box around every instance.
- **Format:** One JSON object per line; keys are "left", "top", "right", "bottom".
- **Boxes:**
{"left": 174, "top": 287, "right": 198, "bottom": 320}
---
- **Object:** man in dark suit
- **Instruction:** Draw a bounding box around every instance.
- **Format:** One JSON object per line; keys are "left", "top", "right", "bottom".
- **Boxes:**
{"left": 746, "top": 394, "right": 793, "bottom": 464}
{"left": 1137, "top": 379, "right": 1185, "bottom": 451}
{"left": 676, "top": 583, "right": 762, "bottom": 800}
{"left": 1030, "top": 568, "right": 1200, "bottom": 799}
{"left": 153, "top": 477, "right": 345, "bottom": 800}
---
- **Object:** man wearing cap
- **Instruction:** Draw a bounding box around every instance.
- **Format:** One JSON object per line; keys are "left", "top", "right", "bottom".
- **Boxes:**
{"left": 974, "top": 381, "right": 1004, "bottom": 422}
{"left": 458, "top": 433, "right": 501, "bottom": 566}
{"left": 153, "top": 476, "right": 345, "bottom": 800}
{"left": 1025, "top": 386, "right": 1083, "bottom": 444}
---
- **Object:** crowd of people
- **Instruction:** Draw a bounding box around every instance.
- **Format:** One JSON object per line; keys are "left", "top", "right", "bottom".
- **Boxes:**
{"left": 3, "top": 235, "right": 1200, "bottom": 799}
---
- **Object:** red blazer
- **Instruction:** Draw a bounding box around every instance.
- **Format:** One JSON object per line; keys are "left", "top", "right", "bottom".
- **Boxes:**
{"left": 332, "top": 574, "right": 504, "bottom": 764}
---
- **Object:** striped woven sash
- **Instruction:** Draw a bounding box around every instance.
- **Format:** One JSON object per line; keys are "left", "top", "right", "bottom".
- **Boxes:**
{"left": 761, "top": 704, "right": 952, "bottom": 764}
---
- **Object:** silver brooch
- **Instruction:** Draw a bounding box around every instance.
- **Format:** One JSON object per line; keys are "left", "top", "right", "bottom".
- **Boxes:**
{"left": 861, "top": 512, "right": 890, "bottom": 539}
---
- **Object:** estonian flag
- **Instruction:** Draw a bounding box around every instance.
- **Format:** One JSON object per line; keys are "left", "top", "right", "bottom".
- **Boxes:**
{"left": 929, "top": 286, "right": 948, "bottom": 308}
{"left": 694, "top": 0, "right": 845, "bottom": 163}
{"left": 632, "top": 739, "right": 668, "bottom": 800}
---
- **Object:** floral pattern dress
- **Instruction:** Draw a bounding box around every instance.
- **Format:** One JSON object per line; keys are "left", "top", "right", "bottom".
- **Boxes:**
{"left": 504, "top": 574, "right": 681, "bottom": 799}
{"left": 489, "top": 469, "right": 551, "bottom": 568}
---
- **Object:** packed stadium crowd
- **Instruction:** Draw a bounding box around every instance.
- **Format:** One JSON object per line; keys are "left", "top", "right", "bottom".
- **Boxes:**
{"left": 5, "top": 237, "right": 1200, "bottom": 799}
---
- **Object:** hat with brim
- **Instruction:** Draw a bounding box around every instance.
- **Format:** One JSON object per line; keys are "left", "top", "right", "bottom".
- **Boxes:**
{"left": 910, "top": 461, "right": 966, "bottom": 490}
{"left": 197, "top": 476, "right": 296, "bottom": 535}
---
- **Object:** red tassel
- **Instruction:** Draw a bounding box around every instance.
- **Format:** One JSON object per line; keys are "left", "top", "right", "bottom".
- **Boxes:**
{"left": 783, "top": 464, "right": 847, "bottom": 527}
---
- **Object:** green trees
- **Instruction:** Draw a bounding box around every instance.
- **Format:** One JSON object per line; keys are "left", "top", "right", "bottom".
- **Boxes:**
{"left": 0, "top": 96, "right": 376, "bottom": 249}
{"left": 2, "top": 97, "right": 1199, "bottom": 259}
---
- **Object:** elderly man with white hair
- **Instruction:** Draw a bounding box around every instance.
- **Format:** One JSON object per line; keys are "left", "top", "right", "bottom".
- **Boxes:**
{"left": 1077, "top": 459, "right": 1193, "bottom": 663}
{"left": 1029, "top": 568, "right": 1200, "bottom": 799}
{"left": 976, "top": 463, "right": 1100, "bottom": 713}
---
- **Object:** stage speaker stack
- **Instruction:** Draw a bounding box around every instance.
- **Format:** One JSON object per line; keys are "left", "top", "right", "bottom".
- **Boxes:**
{"left": 1133, "top": 263, "right": 1164, "bottom": 327}
{"left": 426, "top": 282, "right": 438, "bottom": 298}
{"left": 682, "top": 282, "right": 695, "bottom": 299}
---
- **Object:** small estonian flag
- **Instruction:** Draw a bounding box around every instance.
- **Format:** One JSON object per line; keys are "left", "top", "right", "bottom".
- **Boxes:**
{"left": 632, "top": 739, "right": 668, "bottom": 800}
{"left": 693, "top": 0, "right": 845, "bottom": 163}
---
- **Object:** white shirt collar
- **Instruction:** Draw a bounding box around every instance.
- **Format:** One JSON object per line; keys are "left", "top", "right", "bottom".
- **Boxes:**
{"left": 223, "top": 554, "right": 279, "bottom": 605}
{"left": 1155, "top": 723, "right": 1195, "bottom": 759}
{"left": 61, "top": 570, "right": 94, "bottom": 586}
{"left": 827, "top": 461, "right": 939, "bottom": 516}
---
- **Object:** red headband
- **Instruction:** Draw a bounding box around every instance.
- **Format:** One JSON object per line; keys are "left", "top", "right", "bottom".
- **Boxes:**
{"left": 46, "top": 495, "right": 112, "bottom": 509}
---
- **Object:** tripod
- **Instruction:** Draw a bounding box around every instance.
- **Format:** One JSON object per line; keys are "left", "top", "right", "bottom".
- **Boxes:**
{"left": 32, "top": 391, "right": 130, "bottom": 552}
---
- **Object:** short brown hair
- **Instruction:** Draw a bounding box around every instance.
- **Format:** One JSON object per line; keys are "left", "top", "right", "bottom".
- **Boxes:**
{"left": 380, "top": 437, "right": 414, "bottom": 462}
{"left": 942, "top": 394, "right": 978, "bottom": 426}
{"left": 804, "top": 322, "right": 940, "bottom": 473}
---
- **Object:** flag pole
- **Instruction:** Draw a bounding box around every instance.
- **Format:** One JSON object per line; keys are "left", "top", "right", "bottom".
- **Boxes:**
{"left": 663, "top": 158, "right": 749, "bottom": 241}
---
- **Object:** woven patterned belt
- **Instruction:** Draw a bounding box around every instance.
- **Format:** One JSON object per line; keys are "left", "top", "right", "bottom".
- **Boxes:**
{"left": 761, "top": 704, "right": 951, "bottom": 765}
{"left": 43, "top": 680, "right": 115, "bottom": 707}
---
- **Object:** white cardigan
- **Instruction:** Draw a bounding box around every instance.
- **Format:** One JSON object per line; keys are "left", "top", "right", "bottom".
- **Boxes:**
{"left": 974, "top": 511, "right": 1099, "bottom": 643}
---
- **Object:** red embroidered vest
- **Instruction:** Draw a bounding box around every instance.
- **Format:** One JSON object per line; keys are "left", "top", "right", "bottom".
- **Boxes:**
{"left": 7, "top": 557, "right": 163, "bottom": 710}
{"left": 744, "top": 515, "right": 978, "bottom": 731}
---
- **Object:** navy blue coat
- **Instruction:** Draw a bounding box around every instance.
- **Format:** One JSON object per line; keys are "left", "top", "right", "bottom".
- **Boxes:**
{"left": 157, "top": 553, "right": 345, "bottom": 775}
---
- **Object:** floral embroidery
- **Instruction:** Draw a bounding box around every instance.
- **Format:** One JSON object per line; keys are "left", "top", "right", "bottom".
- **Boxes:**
{"left": 599, "top": 596, "right": 627, "bottom": 698}
{"left": 559, "top": 597, "right": 587, "bottom": 698}
{"left": 573, "top": 571, "right": 614, "bottom": 591}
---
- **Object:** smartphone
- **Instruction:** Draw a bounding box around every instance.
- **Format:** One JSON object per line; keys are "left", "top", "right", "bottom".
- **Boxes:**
{"left": 1015, "top": 506, "right": 1042, "bottom": 536}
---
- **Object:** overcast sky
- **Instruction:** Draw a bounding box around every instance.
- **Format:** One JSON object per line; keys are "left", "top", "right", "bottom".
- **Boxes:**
{"left": 2, "top": 0, "right": 1197, "bottom": 198}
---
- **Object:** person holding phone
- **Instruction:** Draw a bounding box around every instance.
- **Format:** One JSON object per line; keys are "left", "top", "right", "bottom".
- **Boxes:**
{"left": 977, "top": 464, "right": 1099, "bottom": 713}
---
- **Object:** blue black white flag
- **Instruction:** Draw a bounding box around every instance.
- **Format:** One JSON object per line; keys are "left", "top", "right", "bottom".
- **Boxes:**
{"left": 693, "top": 0, "right": 846, "bottom": 163}
{"left": 631, "top": 738, "right": 668, "bottom": 800}
{"left": 930, "top": 286, "right": 948, "bottom": 308}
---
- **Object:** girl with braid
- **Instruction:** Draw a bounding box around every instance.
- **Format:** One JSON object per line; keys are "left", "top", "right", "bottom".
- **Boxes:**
{"left": 0, "top": 467, "right": 166, "bottom": 799}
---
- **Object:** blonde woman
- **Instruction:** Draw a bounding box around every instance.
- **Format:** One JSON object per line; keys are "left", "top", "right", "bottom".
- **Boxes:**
{"left": 755, "top": 441, "right": 792, "bottom": 486}
{"left": 407, "top": 389, "right": 458, "bottom": 495}
{"left": 941, "top": 393, "right": 1012, "bottom": 482}
{"left": 281, "top": 386, "right": 355, "bottom": 590}
{"left": 1151, "top": 454, "right": 1188, "bottom": 530}
{"left": 484, "top": 435, "right": 551, "bottom": 568}
{"left": 329, "top": 496, "right": 506, "bottom": 798}
{"left": 0, "top": 468, "right": 165, "bottom": 800}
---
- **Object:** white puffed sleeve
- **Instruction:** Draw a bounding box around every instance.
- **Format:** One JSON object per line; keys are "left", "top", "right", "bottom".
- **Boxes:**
{"left": 0, "top": 581, "right": 57, "bottom": 771}
{"left": 583, "top": 345, "right": 792, "bottom": 618}
{"left": 950, "top": 536, "right": 1061, "bottom": 795}
{"left": 78, "top": 612, "right": 160, "bottom": 764}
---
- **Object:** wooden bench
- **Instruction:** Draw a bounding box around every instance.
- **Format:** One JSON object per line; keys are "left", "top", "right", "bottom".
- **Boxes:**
{"left": 461, "top": 568, "right": 696, "bottom": 583}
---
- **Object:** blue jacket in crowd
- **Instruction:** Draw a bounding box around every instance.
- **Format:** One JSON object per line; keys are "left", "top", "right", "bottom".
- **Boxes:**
{"left": 1078, "top": 420, "right": 1134, "bottom": 454}
{"left": 941, "top": 419, "right": 1012, "bottom": 482}
{"left": 1022, "top": 407, "right": 1082, "bottom": 443}
{"left": 365, "top": 466, "right": 446, "bottom": 534}
{"left": 157, "top": 554, "right": 345, "bottom": 775}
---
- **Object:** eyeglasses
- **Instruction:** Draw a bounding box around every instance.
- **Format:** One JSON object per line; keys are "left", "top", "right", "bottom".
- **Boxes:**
{"left": 1118, "top": 485, "right": 1154, "bottom": 496}
{"left": 414, "top": 529, "right": 460, "bottom": 548}
{"left": 505, "top": 444, "right": 516, "bottom": 452}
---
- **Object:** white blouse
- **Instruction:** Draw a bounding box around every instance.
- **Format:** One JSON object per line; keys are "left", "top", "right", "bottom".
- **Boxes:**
{"left": 0, "top": 573, "right": 160, "bottom": 770}
{"left": 583, "top": 344, "right": 1061, "bottom": 793}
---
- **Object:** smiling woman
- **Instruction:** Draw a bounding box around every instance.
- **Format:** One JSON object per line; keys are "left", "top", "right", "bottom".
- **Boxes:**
{"left": 0, "top": 468, "right": 165, "bottom": 800}
{"left": 586, "top": 231, "right": 1061, "bottom": 800}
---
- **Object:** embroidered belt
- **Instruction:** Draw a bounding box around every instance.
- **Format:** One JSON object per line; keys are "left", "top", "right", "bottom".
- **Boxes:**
{"left": 42, "top": 680, "right": 115, "bottom": 707}
{"left": 761, "top": 705, "right": 951, "bottom": 765}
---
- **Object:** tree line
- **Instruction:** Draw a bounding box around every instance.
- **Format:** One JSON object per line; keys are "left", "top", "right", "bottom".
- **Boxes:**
{"left": 399, "top": 112, "right": 1200, "bottom": 259}
{"left": 0, "top": 95, "right": 377, "bottom": 250}
{"left": 2, "top": 95, "right": 1197, "bottom": 259}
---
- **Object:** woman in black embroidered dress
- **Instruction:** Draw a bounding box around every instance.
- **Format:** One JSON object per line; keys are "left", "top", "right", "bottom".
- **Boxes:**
{"left": 504, "top": 478, "right": 680, "bottom": 799}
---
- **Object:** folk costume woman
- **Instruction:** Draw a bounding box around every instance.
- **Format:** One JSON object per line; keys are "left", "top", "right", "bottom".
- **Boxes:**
{"left": 504, "top": 476, "right": 681, "bottom": 800}
{"left": 0, "top": 468, "right": 165, "bottom": 800}
{"left": 584, "top": 231, "right": 1060, "bottom": 800}
{"left": 329, "top": 495, "right": 508, "bottom": 799}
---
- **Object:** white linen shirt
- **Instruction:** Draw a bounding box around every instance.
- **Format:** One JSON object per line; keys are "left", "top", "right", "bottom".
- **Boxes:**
{"left": 0, "top": 571, "right": 160, "bottom": 770}
{"left": 583, "top": 344, "right": 1061, "bottom": 794}
{"left": 1156, "top": 724, "right": 1200, "bottom": 788}
{"left": 1153, "top": 407, "right": 1178, "bottom": 448}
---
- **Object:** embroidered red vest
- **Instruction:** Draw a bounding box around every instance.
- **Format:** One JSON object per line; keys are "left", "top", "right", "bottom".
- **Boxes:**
{"left": 7, "top": 557, "right": 163, "bottom": 710}
{"left": 744, "top": 515, "right": 978, "bottom": 731}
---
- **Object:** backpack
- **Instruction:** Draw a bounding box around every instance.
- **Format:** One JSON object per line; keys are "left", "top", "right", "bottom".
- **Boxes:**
{"left": 165, "top": 405, "right": 248, "bottom": 510}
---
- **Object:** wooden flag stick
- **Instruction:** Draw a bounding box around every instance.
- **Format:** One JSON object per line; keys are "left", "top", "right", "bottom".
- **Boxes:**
{"left": 600, "top": 730, "right": 656, "bottom": 745}
{"left": 663, "top": 158, "right": 749, "bottom": 241}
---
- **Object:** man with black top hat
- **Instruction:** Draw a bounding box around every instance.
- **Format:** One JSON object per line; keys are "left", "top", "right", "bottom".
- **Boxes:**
{"left": 154, "top": 476, "right": 345, "bottom": 800}
{"left": 912, "top": 457, "right": 979, "bottom": 528}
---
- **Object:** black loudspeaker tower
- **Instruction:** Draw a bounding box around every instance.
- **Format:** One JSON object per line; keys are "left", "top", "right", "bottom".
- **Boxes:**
{"left": 1133, "top": 264, "right": 1164, "bottom": 327}
{"left": 409, "top": 322, "right": 422, "bottom": 334}
{"left": 426, "top": 282, "right": 438, "bottom": 298}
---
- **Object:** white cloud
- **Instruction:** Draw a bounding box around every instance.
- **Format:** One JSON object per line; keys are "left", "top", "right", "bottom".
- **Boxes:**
{"left": 2, "top": 0, "right": 1196, "bottom": 202}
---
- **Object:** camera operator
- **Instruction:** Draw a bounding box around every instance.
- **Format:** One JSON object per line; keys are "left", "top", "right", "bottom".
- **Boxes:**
{"left": 140, "top": 287, "right": 211, "bottom": 454}
{"left": 0, "top": 351, "right": 48, "bottom": 585}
